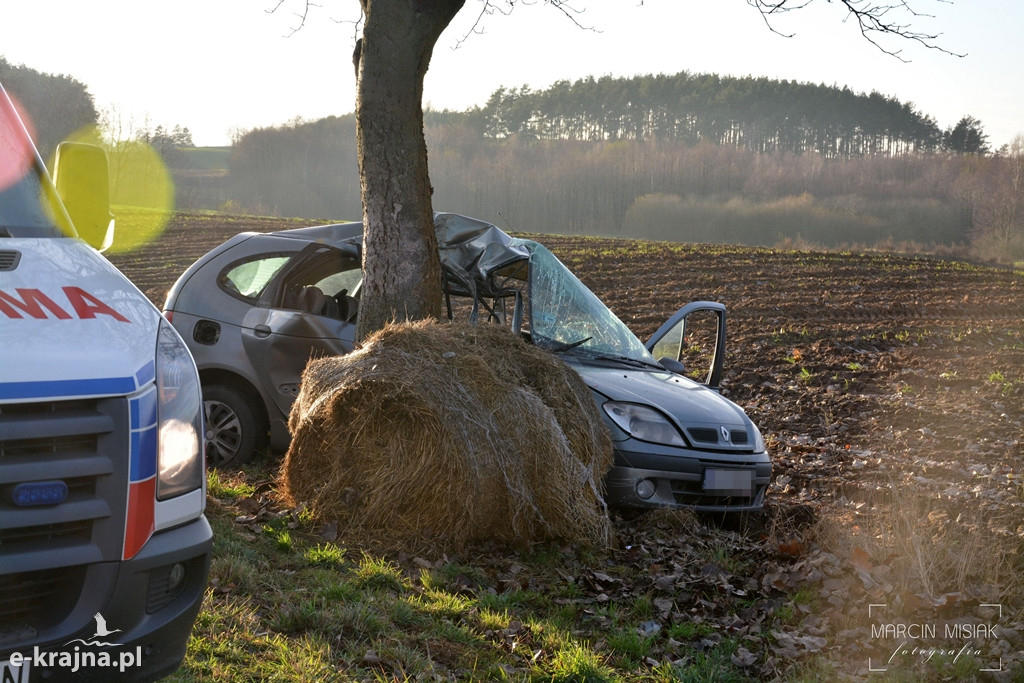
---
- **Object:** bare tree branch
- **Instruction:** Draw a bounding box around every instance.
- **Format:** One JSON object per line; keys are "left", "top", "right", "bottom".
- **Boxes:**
{"left": 453, "top": 0, "right": 595, "bottom": 50}
{"left": 747, "top": 0, "right": 965, "bottom": 61}
{"left": 271, "top": 0, "right": 961, "bottom": 61}
{"left": 264, "top": 0, "right": 320, "bottom": 37}
{"left": 266, "top": 0, "right": 361, "bottom": 39}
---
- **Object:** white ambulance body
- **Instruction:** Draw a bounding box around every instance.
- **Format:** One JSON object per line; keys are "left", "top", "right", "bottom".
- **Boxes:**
{"left": 1, "top": 83, "right": 211, "bottom": 682}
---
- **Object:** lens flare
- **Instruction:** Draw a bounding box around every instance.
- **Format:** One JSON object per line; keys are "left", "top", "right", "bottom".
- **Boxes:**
{"left": 0, "top": 91, "right": 36, "bottom": 192}
{"left": 68, "top": 126, "right": 176, "bottom": 253}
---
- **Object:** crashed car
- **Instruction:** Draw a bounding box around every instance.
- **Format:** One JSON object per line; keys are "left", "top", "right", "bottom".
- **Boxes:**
{"left": 163, "top": 213, "right": 771, "bottom": 511}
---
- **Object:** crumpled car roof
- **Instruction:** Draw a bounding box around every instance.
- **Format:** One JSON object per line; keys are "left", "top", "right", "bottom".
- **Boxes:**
{"left": 279, "top": 213, "right": 533, "bottom": 302}
{"left": 434, "top": 212, "right": 531, "bottom": 300}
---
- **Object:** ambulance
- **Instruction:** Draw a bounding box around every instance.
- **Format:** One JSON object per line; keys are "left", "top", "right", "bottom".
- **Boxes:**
{"left": 1, "top": 83, "right": 211, "bottom": 681}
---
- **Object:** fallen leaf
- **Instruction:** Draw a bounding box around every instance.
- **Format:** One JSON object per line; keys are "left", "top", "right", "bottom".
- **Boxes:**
{"left": 777, "top": 540, "right": 803, "bottom": 557}
{"left": 850, "top": 546, "right": 872, "bottom": 571}
{"left": 637, "top": 620, "right": 661, "bottom": 637}
{"left": 796, "top": 635, "right": 827, "bottom": 652}
{"left": 731, "top": 646, "right": 758, "bottom": 667}
{"left": 653, "top": 597, "right": 674, "bottom": 615}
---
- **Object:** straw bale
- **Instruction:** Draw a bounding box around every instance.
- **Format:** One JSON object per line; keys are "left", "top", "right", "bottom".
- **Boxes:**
{"left": 278, "top": 319, "right": 614, "bottom": 551}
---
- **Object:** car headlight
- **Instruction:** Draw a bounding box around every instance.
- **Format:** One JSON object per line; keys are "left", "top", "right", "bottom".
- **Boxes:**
{"left": 156, "top": 318, "right": 204, "bottom": 499}
{"left": 602, "top": 402, "right": 686, "bottom": 447}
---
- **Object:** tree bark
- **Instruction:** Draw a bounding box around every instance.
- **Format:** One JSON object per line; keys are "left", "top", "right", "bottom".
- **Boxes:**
{"left": 354, "top": 0, "right": 465, "bottom": 341}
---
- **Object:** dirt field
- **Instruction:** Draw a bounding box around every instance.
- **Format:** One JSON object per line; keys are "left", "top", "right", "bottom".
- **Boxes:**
{"left": 110, "top": 212, "right": 1024, "bottom": 677}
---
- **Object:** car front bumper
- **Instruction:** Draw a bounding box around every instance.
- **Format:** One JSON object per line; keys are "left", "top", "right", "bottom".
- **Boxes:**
{"left": 605, "top": 446, "right": 772, "bottom": 512}
{"left": 2, "top": 516, "right": 212, "bottom": 683}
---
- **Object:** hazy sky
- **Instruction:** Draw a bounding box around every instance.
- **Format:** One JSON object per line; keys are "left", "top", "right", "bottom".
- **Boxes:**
{"left": 3, "top": 0, "right": 1021, "bottom": 149}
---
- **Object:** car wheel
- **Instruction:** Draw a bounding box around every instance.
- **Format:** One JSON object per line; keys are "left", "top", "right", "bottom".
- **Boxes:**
{"left": 203, "top": 384, "right": 267, "bottom": 468}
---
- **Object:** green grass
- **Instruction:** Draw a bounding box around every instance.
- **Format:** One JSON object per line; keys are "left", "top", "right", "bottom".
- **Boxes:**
{"left": 168, "top": 468, "right": 812, "bottom": 681}
{"left": 177, "top": 460, "right": 1024, "bottom": 682}
{"left": 545, "top": 641, "right": 616, "bottom": 682}
{"left": 206, "top": 469, "right": 256, "bottom": 499}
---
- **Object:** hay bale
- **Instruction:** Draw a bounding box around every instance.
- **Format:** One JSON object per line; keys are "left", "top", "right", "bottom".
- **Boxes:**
{"left": 278, "top": 319, "right": 614, "bottom": 551}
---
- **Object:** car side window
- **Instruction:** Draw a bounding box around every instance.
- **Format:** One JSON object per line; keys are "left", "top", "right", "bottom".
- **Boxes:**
{"left": 219, "top": 255, "right": 292, "bottom": 300}
{"left": 314, "top": 268, "right": 362, "bottom": 299}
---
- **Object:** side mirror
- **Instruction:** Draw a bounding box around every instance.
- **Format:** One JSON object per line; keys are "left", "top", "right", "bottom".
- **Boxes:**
{"left": 53, "top": 142, "right": 114, "bottom": 251}
{"left": 658, "top": 357, "right": 687, "bottom": 375}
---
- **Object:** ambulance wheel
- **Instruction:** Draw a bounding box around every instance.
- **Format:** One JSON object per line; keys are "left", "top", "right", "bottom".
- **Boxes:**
{"left": 203, "top": 384, "right": 267, "bottom": 468}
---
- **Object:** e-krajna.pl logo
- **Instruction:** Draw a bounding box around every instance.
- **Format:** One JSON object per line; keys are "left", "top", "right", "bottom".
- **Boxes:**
{"left": 4, "top": 613, "right": 143, "bottom": 677}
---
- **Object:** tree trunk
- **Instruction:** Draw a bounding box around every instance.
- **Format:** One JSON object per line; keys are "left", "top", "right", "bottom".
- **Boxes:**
{"left": 354, "top": 0, "right": 465, "bottom": 341}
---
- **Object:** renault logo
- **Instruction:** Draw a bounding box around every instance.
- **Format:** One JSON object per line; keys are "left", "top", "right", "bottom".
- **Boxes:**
{"left": 720, "top": 425, "right": 730, "bottom": 443}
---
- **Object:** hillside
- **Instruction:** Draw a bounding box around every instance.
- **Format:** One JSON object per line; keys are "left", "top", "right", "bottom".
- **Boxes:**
{"left": 110, "top": 213, "right": 1024, "bottom": 680}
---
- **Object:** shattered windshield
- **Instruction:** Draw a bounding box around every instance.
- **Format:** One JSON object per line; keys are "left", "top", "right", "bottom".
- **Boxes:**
{"left": 517, "top": 239, "right": 657, "bottom": 364}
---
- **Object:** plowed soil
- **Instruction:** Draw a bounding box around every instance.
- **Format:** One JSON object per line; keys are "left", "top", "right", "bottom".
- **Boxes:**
{"left": 110, "top": 212, "right": 1024, "bottom": 676}
{"left": 541, "top": 235, "right": 1024, "bottom": 506}
{"left": 111, "top": 213, "right": 1024, "bottom": 518}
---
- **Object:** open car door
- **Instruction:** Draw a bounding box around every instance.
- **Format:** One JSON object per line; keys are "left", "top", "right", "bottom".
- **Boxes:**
{"left": 240, "top": 242, "right": 361, "bottom": 416}
{"left": 645, "top": 302, "right": 727, "bottom": 391}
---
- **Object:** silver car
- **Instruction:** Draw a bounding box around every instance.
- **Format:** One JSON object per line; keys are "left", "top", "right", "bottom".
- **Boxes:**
{"left": 163, "top": 213, "right": 771, "bottom": 512}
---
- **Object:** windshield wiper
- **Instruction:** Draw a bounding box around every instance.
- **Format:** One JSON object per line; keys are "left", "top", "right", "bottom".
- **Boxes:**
{"left": 593, "top": 354, "right": 665, "bottom": 370}
{"left": 549, "top": 336, "right": 592, "bottom": 353}
{"left": 532, "top": 332, "right": 593, "bottom": 353}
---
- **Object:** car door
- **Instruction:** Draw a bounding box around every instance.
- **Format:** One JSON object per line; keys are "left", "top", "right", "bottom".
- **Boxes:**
{"left": 240, "top": 242, "right": 361, "bottom": 417}
{"left": 645, "top": 301, "right": 727, "bottom": 390}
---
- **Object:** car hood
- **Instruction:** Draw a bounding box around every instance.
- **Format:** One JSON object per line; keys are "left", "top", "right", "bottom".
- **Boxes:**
{"left": 0, "top": 238, "right": 161, "bottom": 399}
{"left": 573, "top": 361, "right": 752, "bottom": 430}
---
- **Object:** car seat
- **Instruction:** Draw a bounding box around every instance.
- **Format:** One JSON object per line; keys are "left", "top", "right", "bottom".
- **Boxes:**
{"left": 333, "top": 289, "right": 359, "bottom": 323}
{"left": 297, "top": 286, "right": 327, "bottom": 315}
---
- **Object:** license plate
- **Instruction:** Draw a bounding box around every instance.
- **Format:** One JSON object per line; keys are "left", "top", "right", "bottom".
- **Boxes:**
{"left": 703, "top": 469, "right": 753, "bottom": 496}
{"left": 1, "top": 657, "right": 30, "bottom": 682}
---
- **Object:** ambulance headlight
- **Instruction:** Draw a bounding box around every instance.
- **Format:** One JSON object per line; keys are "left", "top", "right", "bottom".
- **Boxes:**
{"left": 156, "top": 319, "right": 204, "bottom": 500}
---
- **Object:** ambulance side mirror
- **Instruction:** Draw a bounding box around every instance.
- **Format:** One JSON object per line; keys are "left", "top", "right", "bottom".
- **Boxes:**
{"left": 53, "top": 142, "right": 115, "bottom": 252}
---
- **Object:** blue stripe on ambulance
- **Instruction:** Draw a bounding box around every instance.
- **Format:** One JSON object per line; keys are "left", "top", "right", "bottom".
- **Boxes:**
{"left": 124, "top": 383, "right": 158, "bottom": 559}
{"left": 0, "top": 375, "right": 138, "bottom": 400}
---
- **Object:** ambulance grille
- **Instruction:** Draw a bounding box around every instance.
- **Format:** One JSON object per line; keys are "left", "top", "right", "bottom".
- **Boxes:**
{"left": 0, "top": 396, "right": 129, "bottom": 579}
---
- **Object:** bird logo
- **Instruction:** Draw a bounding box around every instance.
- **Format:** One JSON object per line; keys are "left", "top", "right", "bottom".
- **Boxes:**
{"left": 92, "top": 613, "right": 122, "bottom": 639}
{"left": 63, "top": 612, "right": 123, "bottom": 648}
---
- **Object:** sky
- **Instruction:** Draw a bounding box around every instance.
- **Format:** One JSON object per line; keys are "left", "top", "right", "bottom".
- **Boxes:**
{"left": 2, "top": 0, "right": 1021, "bottom": 149}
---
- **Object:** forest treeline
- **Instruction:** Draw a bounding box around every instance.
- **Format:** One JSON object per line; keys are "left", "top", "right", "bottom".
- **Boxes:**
{"left": 438, "top": 73, "right": 990, "bottom": 157}
{"left": 0, "top": 57, "right": 98, "bottom": 159}
{"left": 225, "top": 75, "right": 1021, "bottom": 262}
{"left": 5, "top": 59, "right": 1022, "bottom": 263}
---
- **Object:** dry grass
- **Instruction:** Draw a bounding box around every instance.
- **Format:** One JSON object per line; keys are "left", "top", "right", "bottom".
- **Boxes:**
{"left": 278, "top": 319, "right": 614, "bottom": 552}
{"left": 815, "top": 477, "right": 1021, "bottom": 607}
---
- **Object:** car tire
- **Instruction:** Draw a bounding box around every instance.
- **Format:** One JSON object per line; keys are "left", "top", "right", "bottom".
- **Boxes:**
{"left": 203, "top": 384, "right": 267, "bottom": 469}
